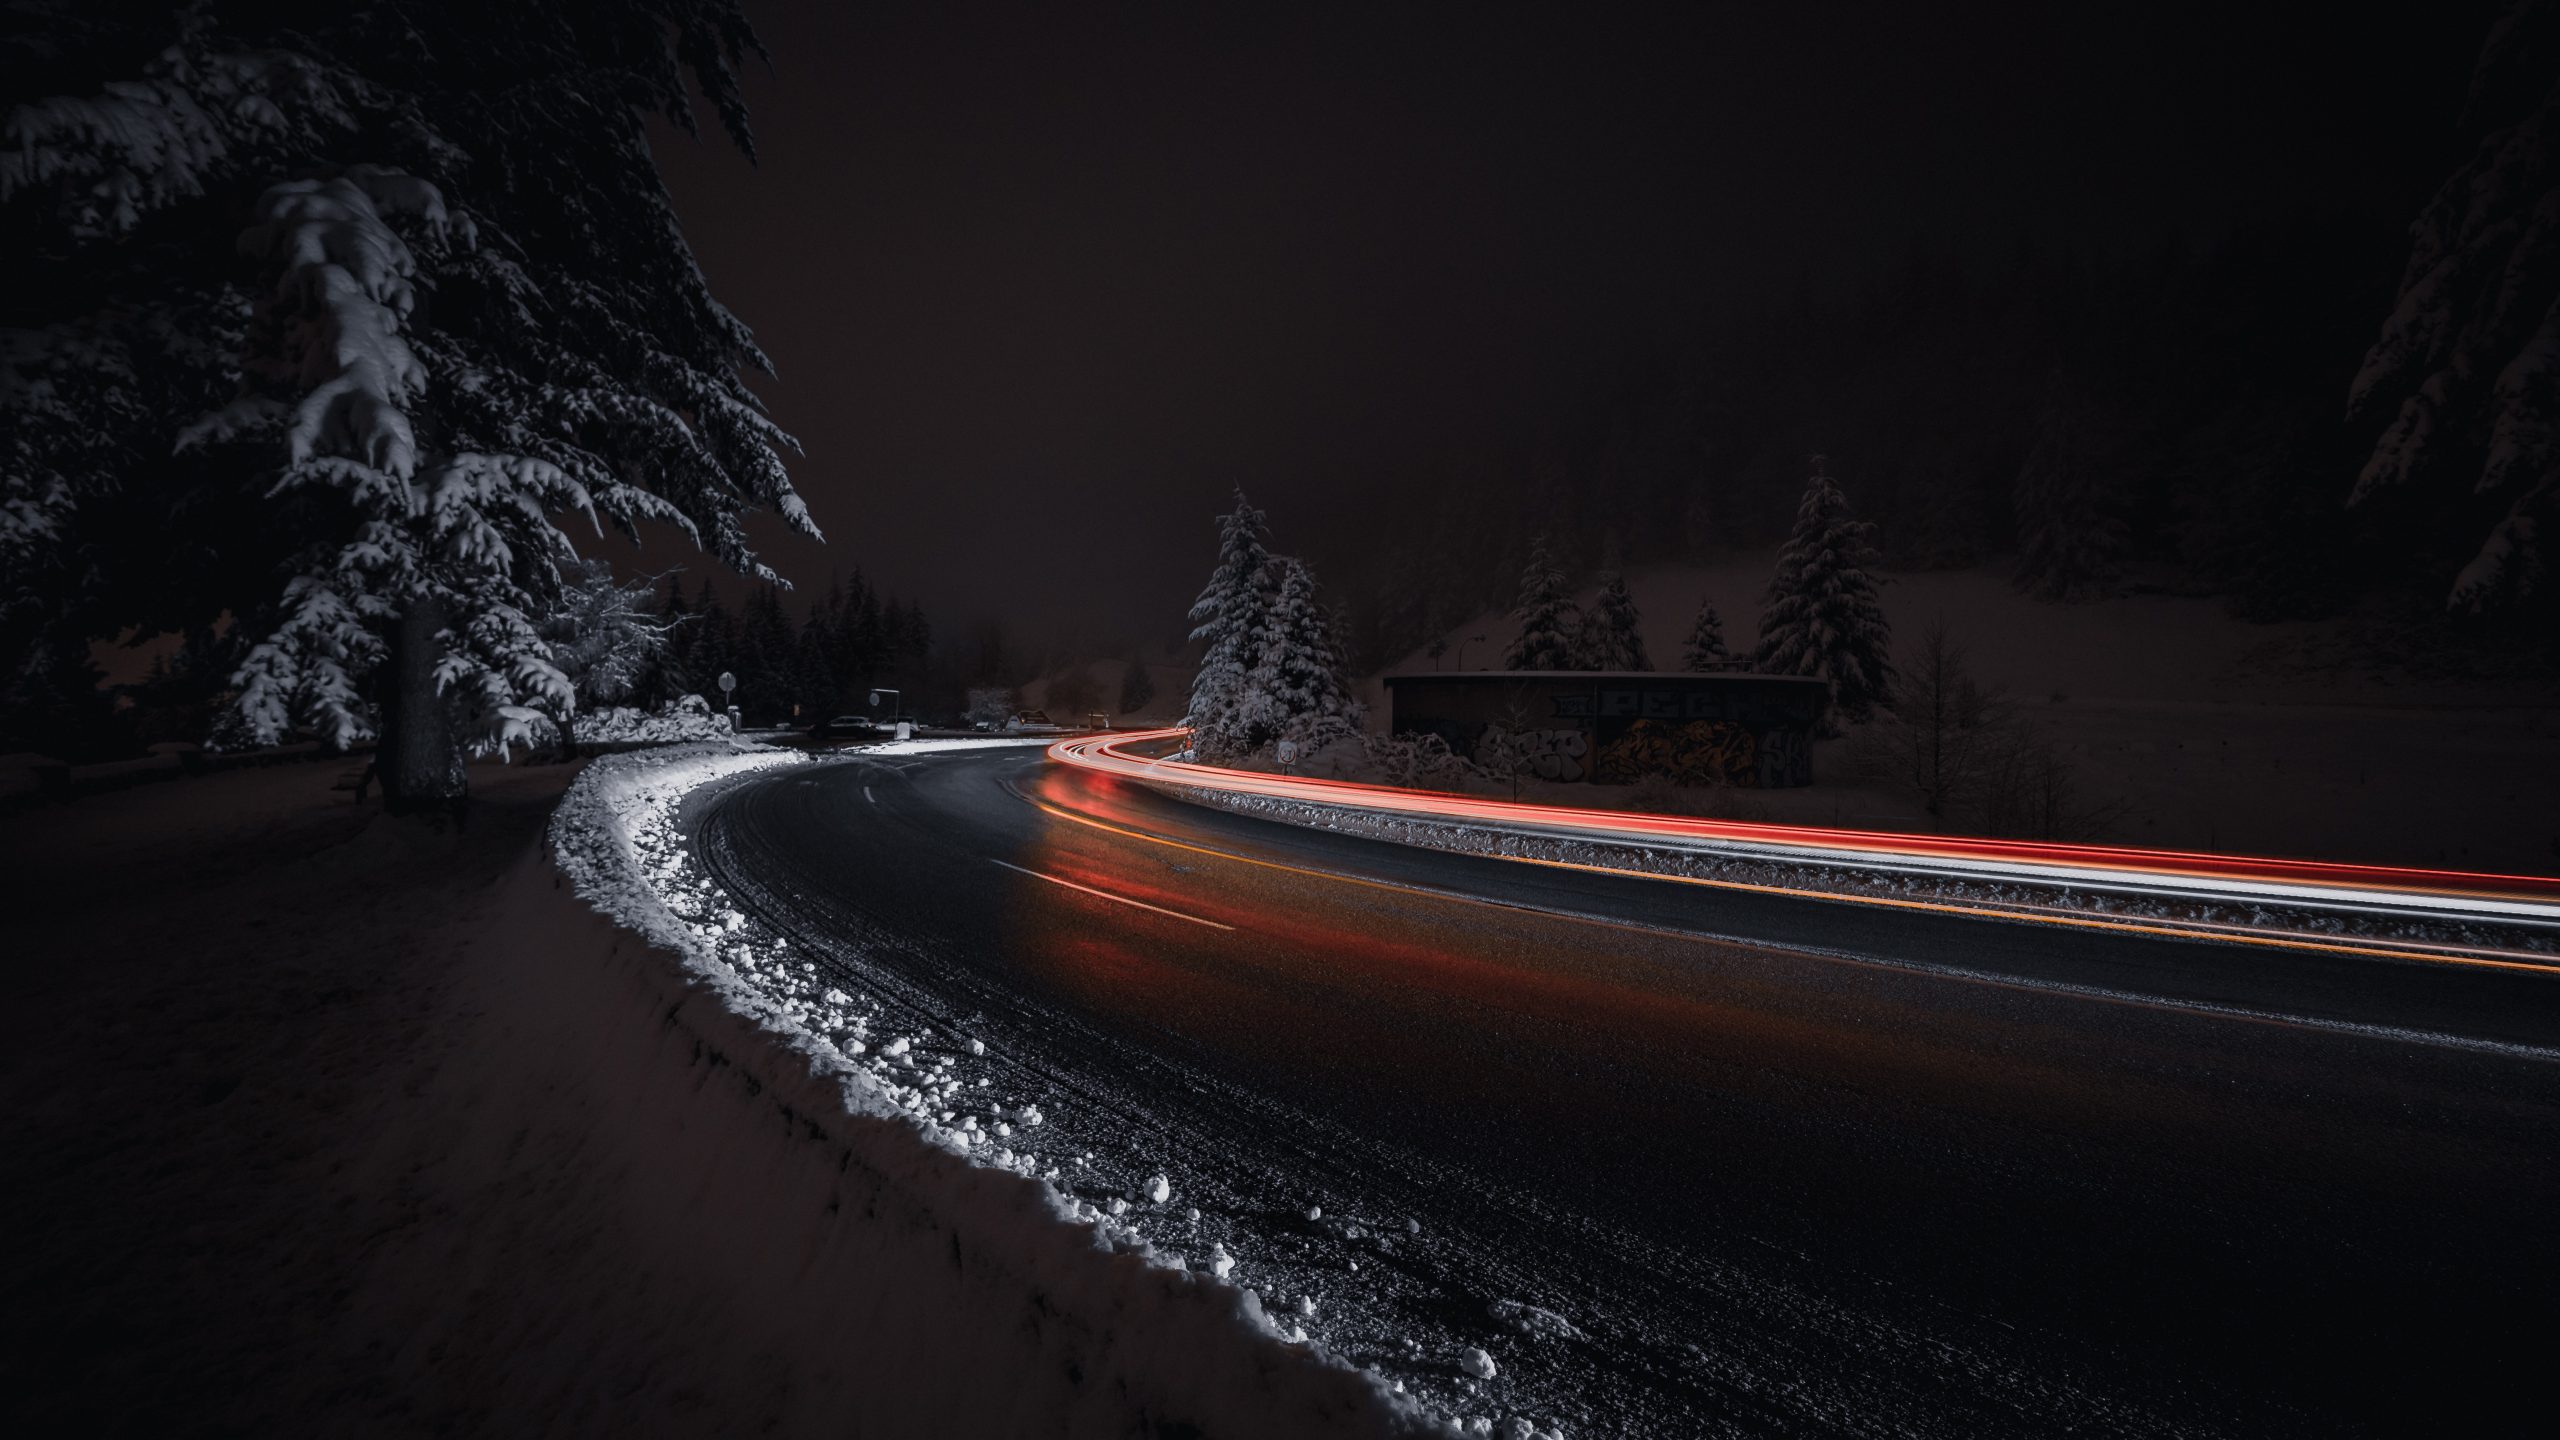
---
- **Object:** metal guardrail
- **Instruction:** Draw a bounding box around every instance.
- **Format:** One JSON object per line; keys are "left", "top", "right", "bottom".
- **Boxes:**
{"left": 1045, "top": 727, "right": 2560, "bottom": 945}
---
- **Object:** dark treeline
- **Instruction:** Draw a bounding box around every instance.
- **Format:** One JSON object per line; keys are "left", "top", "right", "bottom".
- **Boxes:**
{"left": 1314, "top": 215, "right": 2452, "bottom": 673}
{"left": 649, "top": 573, "right": 939, "bottom": 728}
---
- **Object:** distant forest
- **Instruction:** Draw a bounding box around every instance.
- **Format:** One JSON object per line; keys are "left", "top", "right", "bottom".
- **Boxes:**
{"left": 1317, "top": 216, "right": 2484, "bottom": 671}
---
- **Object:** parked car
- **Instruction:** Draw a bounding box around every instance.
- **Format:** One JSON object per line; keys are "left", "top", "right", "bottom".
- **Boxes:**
{"left": 808, "top": 714, "right": 884, "bottom": 741}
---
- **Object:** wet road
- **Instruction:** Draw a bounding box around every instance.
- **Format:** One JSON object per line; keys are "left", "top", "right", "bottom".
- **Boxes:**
{"left": 693, "top": 745, "right": 2560, "bottom": 1437}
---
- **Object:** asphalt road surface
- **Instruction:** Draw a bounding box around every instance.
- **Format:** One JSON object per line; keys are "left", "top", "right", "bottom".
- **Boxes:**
{"left": 692, "top": 745, "right": 2560, "bottom": 1437}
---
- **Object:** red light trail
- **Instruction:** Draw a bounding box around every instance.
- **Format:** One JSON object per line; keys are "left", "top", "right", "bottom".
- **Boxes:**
{"left": 1047, "top": 727, "right": 2560, "bottom": 969}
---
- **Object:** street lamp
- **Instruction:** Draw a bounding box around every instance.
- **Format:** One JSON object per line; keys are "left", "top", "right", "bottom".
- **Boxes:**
{"left": 1454, "top": 634, "right": 1489, "bottom": 670}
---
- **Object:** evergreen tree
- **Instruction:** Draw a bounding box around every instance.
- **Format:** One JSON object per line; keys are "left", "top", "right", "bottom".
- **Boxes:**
{"left": 1240, "top": 557, "right": 1357, "bottom": 743}
{"left": 2012, "top": 375, "right": 2124, "bottom": 601}
{"left": 1504, "top": 534, "right": 1582, "bottom": 670}
{"left": 1118, "top": 658, "right": 1156, "bottom": 716}
{"left": 538, "top": 557, "right": 673, "bottom": 750}
{"left": 2350, "top": 0, "right": 2560, "bottom": 611}
{"left": 1680, "top": 598, "right": 1730, "bottom": 671}
{"left": 1580, "top": 571, "right": 1650, "bottom": 669}
{"left": 1756, "top": 456, "right": 1894, "bottom": 731}
{"left": 1184, "top": 490, "right": 1277, "bottom": 756}
{"left": 1, "top": 1, "right": 816, "bottom": 809}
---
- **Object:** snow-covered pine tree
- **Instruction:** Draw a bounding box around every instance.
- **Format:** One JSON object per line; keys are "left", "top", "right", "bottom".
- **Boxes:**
{"left": 1680, "top": 598, "right": 1730, "bottom": 671}
{"left": 1184, "top": 490, "right": 1277, "bottom": 757}
{"left": 1581, "top": 571, "right": 1650, "bottom": 670}
{"left": 1756, "top": 456, "right": 1894, "bottom": 731}
{"left": 2012, "top": 374, "right": 2124, "bottom": 601}
{"left": 2, "top": 1, "right": 817, "bottom": 810}
{"left": 539, "top": 557, "right": 673, "bottom": 751}
{"left": 1240, "top": 556, "right": 1358, "bottom": 745}
{"left": 1504, "top": 535, "right": 1582, "bottom": 670}
{"left": 2350, "top": 0, "right": 2560, "bottom": 611}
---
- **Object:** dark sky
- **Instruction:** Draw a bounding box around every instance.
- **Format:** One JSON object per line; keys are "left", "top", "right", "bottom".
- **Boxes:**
{"left": 651, "top": 0, "right": 2486, "bottom": 652}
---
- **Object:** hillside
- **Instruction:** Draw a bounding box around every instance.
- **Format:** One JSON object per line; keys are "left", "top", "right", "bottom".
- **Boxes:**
{"left": 1364, "top": 555, "right": 2560, "bottom": 875}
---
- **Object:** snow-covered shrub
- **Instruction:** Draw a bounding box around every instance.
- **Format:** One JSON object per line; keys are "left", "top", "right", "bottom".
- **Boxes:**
{"left": 543, "top": 558, "right": 676, "bottom": 724}
{"left": 964, "top": 687, "right": 1015, "bottom": 729}
{"left": 577, "top": 696, "right": 735, "bottom": 745}
{"left": 1363, "top": 731, "right": 1478, "bottom": 791}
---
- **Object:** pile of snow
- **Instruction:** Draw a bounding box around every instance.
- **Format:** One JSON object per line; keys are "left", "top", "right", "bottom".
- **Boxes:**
{"left": 545, "top": 741, "right": 1448, "bottom": 1437}
{"left": 574, "top": 694, "right": 734, "bottom": 744}
{"left": 850, "top": 735, "right": 1057, "bottom": 757}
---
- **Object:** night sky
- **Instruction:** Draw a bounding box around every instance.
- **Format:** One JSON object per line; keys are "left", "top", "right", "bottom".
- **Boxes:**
{"left": 650, "top": 0, "right": 2487, "bottom": 650}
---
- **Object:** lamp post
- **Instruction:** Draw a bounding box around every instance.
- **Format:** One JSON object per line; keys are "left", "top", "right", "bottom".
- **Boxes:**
{"left": 1454, "top": 634, "right": 1489, "bottom": 670}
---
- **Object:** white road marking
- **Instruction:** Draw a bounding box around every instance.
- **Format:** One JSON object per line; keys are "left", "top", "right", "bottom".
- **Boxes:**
{"left": 989, "top": 858, "right": 1235, "bottom": 931}
{"left": 865, "top": 786, "right": 876, "bottom": 804}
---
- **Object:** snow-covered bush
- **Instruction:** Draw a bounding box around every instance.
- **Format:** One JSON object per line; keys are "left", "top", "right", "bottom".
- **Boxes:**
{"left": 1363, "top": 731, "right": 1478, "bottom": 791}
{"left": 576, "top": 695, "right": 734, "bottom": 745}
{"left": 964, "top": 686, "right": 1016, "bottom": 729}
{"left": 543, "top": 558, "right": 676, "bottom": 726}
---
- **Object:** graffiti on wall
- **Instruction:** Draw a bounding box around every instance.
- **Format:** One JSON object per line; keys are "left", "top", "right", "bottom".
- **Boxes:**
{"left": 1593, "top": 718, "right": 1763, "bottom": 786}
{"left": 1518, "top": 728, "right": 1591, "bottom": 782}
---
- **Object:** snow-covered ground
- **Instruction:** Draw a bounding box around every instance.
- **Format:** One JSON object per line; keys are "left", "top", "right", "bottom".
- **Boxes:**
{"left": 1366, "top": 554, "right": 2560, "bottom": 873}
{"left": 1, "top": 747, "right": 1465, "bottom": 1437}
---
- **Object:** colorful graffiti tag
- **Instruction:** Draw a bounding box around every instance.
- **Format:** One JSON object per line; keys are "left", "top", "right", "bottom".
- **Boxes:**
{"left": 1593, "top": 718, "right": 1762, "bottom": 786}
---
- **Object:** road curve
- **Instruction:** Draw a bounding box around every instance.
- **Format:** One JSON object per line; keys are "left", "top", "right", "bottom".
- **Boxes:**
{"left": 692, "top": 743, "right": 2560, "bottom": 1438}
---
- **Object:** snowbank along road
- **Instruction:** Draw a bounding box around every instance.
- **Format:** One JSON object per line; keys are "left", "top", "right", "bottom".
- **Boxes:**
{"left": 689, "top": 739, "right": 2560, "bottom": 1438}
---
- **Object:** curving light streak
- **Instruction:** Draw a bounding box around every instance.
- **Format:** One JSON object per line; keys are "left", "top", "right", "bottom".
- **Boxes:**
{"left": 1048, "top": 728, "right": 2560, "bottom": 946}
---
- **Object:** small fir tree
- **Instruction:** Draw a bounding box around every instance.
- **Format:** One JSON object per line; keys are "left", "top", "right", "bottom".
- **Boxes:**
{"left": 1756, "top": 455, "right": 1894, "bottom": 731}
{"left": 1581, "top": 571, "right": 1649, "bottom": 669}
{"left": 1184, "top": 490, "right": 1277, "bottom": 756}
{"left": 1680, "top": 599, "right": 1730, "bottom": 671}
{"left": 1504, "top": 535, "right": 1582, "bottom": 670}
{"left": 1240, "top": 556, "right": 1358, "bottom": 744}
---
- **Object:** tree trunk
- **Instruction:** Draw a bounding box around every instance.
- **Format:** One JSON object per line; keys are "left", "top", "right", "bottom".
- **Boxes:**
{"left": 377, "top": 596, "right": 468, "bottom": 814}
